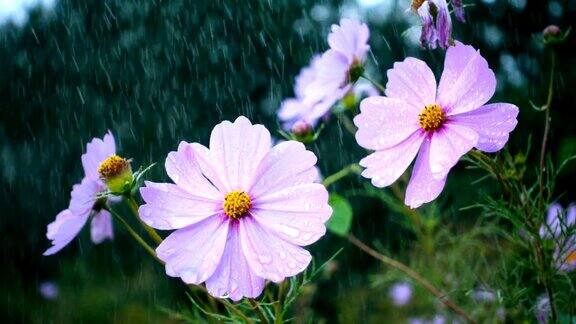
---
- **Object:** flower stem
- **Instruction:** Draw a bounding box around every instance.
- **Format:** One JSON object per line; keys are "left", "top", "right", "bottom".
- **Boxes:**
{"left": 274, "top": 281, "right": 287, "bottom": 324}
{"left": 347, "top": 234, "right": 476, "bottom": 323}
{"left": 538, "top": 51, "right": 555, "bottom": 211}
{"left": 322, "top": 163, "right": 362, "bottom": 188}
{"left": 248, "top": 299, "right": 269, "bottom": 324}
{"left": 361, "top": 74, "right": 385, "bottom": 93}
{"left": 336, "top": 113, "right": 358, "bottom": 136}
{"left": 125, "top": 194, "right": 163, "bottom": 245}
{"left": 105, "top": 205, "right": 161, "bottom": 263}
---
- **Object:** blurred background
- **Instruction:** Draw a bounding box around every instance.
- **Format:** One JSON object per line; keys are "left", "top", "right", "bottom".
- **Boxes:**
{"left": 1, "top": 0, "right": 575, "bottom": 322}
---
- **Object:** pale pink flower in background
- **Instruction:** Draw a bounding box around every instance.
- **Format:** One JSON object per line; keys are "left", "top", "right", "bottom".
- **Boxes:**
{"left": 540, "top": 203, "right": 576, "bottom": 272}
{"left": 354, "top": 42, "right": 519, "bottom": 208}
{"left": 139, "top": 116, "right": 331, "bottom": 301}
{"left": 43, "top": 132, "right": 116, "bottom": 255}
{"left": 305, "top": 18, "right": 370, "bottom": 104}
{"left": 39, "top": 281, "right": 59, "bottom": 300}
{"left": 389, "top": 281, "right": 413, "bottom": 306}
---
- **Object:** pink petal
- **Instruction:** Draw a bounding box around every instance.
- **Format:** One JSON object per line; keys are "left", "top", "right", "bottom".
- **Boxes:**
{"left": 250, "top": 183, "right": 331, "bottom": 246}
{"left": 90, "top": 209, "right": 114, "bottom": 244}
{"left": 428, "top": 124, "right": 478, "bottom": 179}
{"left": 249, "top": 141, "right": 319, "bottom": 198}
{"left": 206, "top": 222, "right": 266, "bottom": 301}
{"left": 328, "top": 18, "right": 370, "bottom": 62}
{"left": 359, "top": 131, "right": 426, "bottom": 187}
{"left": 239, "top": 217, "right": 312, "bottom": 282}
{"left": 437, "top": 42, "right": 496, "bottom": 115}
{"left": 354, "top": 96, "right": 420, "bottom": 150}
{"left": 405, "top": 139, "right": 447, "bottom": 208}
{"left": 69, "top": 177, "right": 101, "bottom": 217}
{"left": 450, "top": 103, "right": 519, "bottom": 152}
{"left": 294, "top": 55, "right": 321, "bottom": 98}
{"left": 44, "top": 209, "right": 89, "bottom": 256}
{"left": 165, "top": 141, "right": 223, "bottom": 199}
{"left": 139, "top": 181, "right": 222, "bottom": 230}
{"left": 81, "top": 131, "right": 116, "bottom": 181}
{"left": 156, "top": 215, "right": 230, "bottom": 285}
{"left": 209, "top": 116, "right": 272, "bottom": 191}
{"left": 189, "top": 143, "right": 229, "bottom": 193}
{"left": 385, "top": 57, "right": 437, "bottom": 110}
{"left": 304, "top": 50, "right": 348, "bottom": 103}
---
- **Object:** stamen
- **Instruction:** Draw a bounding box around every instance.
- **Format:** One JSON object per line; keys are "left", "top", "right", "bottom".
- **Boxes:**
{"left": 418, "top": 103, "right": 445, "bottom": 132}
{"left": 223, "top": 191, "right": 252, "bottom": 220}
{"left": 98, "top": 155, "right": 129, "bottom": 179}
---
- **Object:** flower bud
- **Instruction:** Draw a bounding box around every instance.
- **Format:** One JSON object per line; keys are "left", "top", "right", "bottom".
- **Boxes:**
{"left": 97, "top": 155, "right": 133, "bottom": 194}
{"left": 291, "top": 120, "right": 312, "bottom": 137}
{"left": 542, "top": 25, "right": 567, "bottom": 45}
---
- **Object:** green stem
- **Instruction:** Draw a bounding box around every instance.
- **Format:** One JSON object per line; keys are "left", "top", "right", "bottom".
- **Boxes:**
{"left": 538, "top": 51, "right": 555, "bottom": 211}
{"left": 336, "top": 113, "right": 358, "bottom": 136}
{"left": 322, "top": 163, "right": 362, "bottom": 188}
{"left": 274, "top": 281, "right": 287, "bottom": 324}
{"left": 105, "top": 205, "right": 161, "bottom": 263}
{"left": 126, "top": 195, "right": 163, "bottom": 244}
{"left": 248, "top": 299, "right": 269, "bottom": 324}
{"left": 361, "top": 74, "right": 385, "bottom": 93}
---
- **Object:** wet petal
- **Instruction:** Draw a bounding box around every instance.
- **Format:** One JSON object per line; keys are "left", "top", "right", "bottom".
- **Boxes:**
{"left": 359, "top": 131, "right": 425, "bottom": 187}
{"left": 385, "top": 57, "right": 437, "bottom": 110}
{"left": 69, "top": 177, "right": 101, "bottom": 217}
{"left": 90, "top": 209, "right": 114, "bottom": 244}
{"left": 240, "top": 217, "right": 311, "bottom": 282}
{"left": 81, "top": 131, "right": 116, "bottom": 181}
{"left": 429, "top": 124, "right": 478, "bottom": 179}
{"left": 437, "top": 42, "right": 496, "bottom": 115}
{"left": 209, "top": 116, "right": 272, "bottom": 190}
{"left": 165, "top": 141, "right": 223, "bottom": 198}
{"left": 44, "top": 209, "right": 89, "bottom": 256}
{"left": 354, "top": 96, "right": 420, "bottom": 150}
{"left": 139, "top": 181, "right": 222, "bottom": 230}
{"left": 432, "top": 0, "right": 452, "bottom": 49}
{"left": 327, "top": 18, "right": 370, "bottom": 62}
{"left": 450, "top": 103, "right": 518, "bottom": 152}
{"left": 206, "top": 223, "right": 265, "bottom": 301}
{"left": 405, "top": 139, "right": 448, "bottom": 208}
{"left": 250, "top": 183, "right": 331, "bottom": 246}
{"left": 249, "top": 141, "right": 318, "bottom": 198}
{"left": 156, "top": 215, "right": 229, "bottom": 285}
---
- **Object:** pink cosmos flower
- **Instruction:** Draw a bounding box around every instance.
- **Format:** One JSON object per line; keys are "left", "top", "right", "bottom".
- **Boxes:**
{"left": 354, "top": 42, "right": 519, "bottom": 208}
{"left": 305, "top": 18, "right": 370, "bottom": 105}
{"left": 139, "top": 116, "right": 331, "bottom": 301}
{"left": 43, "top": 132, "right": 116, "bottom": 255}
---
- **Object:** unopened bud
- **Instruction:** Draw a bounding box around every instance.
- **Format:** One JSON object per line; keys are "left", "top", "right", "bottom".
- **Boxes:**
{"left": 542, "top": 25, "right": 566, "bottom": 45}
{"left": 97, "top": 155, "right": 133, "bottom": 194}
{"left": 291, "top": 120, "right": 312, "bottom": 137}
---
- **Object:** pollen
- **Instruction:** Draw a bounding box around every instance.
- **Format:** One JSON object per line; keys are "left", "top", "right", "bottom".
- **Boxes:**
{"left": 223, "top": 191, "right": 252, "bottom": 220}
{"left": 411, "top": 0, "right": 426, "bottom": 10}
{"left": 418, "top": 103, "right": 445, "bottom": 132}
{"left": 98, "top": 155, "right": 129, "bottom": 179}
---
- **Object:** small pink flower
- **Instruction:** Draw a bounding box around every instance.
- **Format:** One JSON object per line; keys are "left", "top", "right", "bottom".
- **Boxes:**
{"left": 44, "top": 132, "right": 116, "bottom": 255}
{"left": 139, "top": 116, "right": 331, "bottom": 301}
{"left": 354, "top": 42, "right": 519, "bottom": 208}
{"left": 540, "top": 203, "right": 576, "bottom": 272}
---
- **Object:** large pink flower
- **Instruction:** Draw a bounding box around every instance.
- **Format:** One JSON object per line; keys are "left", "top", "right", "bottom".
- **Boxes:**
{"left": 139, "top": 116, "right": 331, "bottom": 300}
{"left": 44, "top": 132, "right": 116, "bottom": 255}
{"left": 354, "top": 42, "right": 519, "bottom": 208}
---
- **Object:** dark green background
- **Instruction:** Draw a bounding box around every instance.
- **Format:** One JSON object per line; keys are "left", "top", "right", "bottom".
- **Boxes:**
{"left": 1, "top": 0, "right": 575, "bottom": 322}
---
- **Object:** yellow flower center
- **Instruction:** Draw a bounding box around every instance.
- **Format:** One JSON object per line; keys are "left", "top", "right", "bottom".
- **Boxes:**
{"left": 418, "top": 104, "right": 445, "bottom": 132}
{"left": 223, "top": 191, "right": 252, "bottom": 219}
{"left": 97, "top": 155, "right": 129, "bottom": 179}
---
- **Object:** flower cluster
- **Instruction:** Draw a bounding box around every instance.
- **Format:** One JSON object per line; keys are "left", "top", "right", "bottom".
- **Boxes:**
{"left": 278, "top": 18, "right": 377, "bottom": 133}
